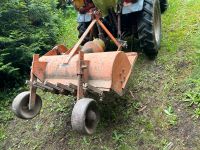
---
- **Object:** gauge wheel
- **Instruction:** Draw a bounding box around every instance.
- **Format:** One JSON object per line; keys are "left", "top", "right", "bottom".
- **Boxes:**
{"left": 71, "top": 98, "right": 100, "bottom": 135}
{"left": 12, "top": 91, "right": 42, "bottom": 119}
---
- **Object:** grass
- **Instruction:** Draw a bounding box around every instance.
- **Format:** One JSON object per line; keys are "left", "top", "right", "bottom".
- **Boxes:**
{"left": 0, "top": 0, "right": 200, "bottom": 149}
{"left": 58, "top": 8, "right": 78, "bottom": 47}
{"left": 185, "top": 79, "right": 200, "bottom": 118}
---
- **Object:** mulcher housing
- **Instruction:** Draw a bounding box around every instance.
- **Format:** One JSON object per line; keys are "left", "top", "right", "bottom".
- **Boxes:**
{"left": 12, "top": 13, "right": 137, "bottom": 134}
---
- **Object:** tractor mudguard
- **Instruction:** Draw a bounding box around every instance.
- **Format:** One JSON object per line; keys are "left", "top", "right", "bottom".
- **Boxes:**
{"left": 77, "top": 13, "right": 92, "bottom": 23}
{"left": 122, "top": 0, "right": 144, "bottom": 14}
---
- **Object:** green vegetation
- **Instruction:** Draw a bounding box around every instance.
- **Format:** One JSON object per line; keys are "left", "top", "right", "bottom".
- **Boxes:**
{"left": 0, "top": 0, "right": 200, "bottom": 149}
{"left": 164, "top": 105, "right": 178, "bottom": 126}
{"left": 0, "top": 0, "right": 67, "bottom": 88}
{"left": 185, "top": 78, "right": 200, "bottom": 118}
{"left": 184, "top": 36, "right": 200, "bottom": 118}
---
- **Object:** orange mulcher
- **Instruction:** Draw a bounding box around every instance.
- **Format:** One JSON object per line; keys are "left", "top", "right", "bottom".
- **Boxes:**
{"left": 12, "top": 4, "right": 137, "bottom": 135}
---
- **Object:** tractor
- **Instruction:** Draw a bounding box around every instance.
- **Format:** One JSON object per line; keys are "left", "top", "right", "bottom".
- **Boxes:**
{"left": 74, "top": 0, "right": 168, "bottom": 59}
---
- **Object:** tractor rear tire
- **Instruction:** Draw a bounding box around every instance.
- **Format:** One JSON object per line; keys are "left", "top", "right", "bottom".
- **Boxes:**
{"left": 137, "top": 0, "right": 161, "bottom": 59}
{"left": 160, "top": 0, "right": 168, "bottom": 14}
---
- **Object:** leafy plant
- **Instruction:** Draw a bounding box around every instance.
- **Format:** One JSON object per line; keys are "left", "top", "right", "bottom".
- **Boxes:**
{"left": 185, "top": 92, "right": 200, "bottom": 106}
{"left": 185, "top": 79, "right": 200, "bottom": 118}
{"left": 112, "top": 130, "right": 124, "bottom": 144}
{"left": 193, "top": 108, "right": 200, "bottom": 118}
{"left": 164, "top": 106, "right": 174, "bottom": 116}
{"left": 0, "top": 127, "right": 6, "bottom": 141}
{"left": 164, "top": 106, "right": 178, "bottom": 126}
{"left": 82, "top": 137, "right": 90, "bottom": 145}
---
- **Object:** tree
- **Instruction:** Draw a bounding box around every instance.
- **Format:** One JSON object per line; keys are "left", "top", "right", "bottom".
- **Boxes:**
{"left": 0, "top": 0, "right": 65, "bottom": 88}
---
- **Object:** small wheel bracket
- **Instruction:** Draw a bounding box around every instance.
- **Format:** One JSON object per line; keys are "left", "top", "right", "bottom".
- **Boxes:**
{"left": 29, "top": 54, "right": 39, "bottom": 110}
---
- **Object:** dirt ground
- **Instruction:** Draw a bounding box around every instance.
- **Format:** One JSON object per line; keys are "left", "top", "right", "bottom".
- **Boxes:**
{"left": 1, "top": 0, "right": 200, "bottom": 149}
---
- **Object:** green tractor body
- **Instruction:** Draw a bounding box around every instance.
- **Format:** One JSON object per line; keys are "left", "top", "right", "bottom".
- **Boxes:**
{"left": 92, "top": 0, "right": 118, "bottom": 16}
{"left": 77, "top": 0, "right": 168, "bottom": 59}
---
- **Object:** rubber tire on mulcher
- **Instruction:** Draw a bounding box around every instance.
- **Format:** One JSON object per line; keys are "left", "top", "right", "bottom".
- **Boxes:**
{"left": 12, "top": 91, "right": 42, "bottom": 119}
{"left": 137, "top": 0, "right": 161, "bottom": 60}
{"left": 71, "top": 98, "right": 100, "bottom": 135}
{"left": 159, "top": 0, "right": 168, "bottom": 14}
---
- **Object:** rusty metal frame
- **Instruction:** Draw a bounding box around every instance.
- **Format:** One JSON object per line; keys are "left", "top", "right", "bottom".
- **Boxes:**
{"left": 65, "top": 14, "right": 123, "bottom": 101}
{"left": 65, "top": 16, "right": 122, "bottom": 64}
{"left": 77, "top": 51, "right": 85, "bottom": 100}
{"left": 29, "top": 54, "right": 39, "bottom": 110}
{"left": 73, "top": 16, "right": 123, "bottom": 100}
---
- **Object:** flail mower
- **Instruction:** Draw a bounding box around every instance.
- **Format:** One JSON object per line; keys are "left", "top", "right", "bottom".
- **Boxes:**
{"left": 12, "top": 0, "right": 167, "bottom": 134}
